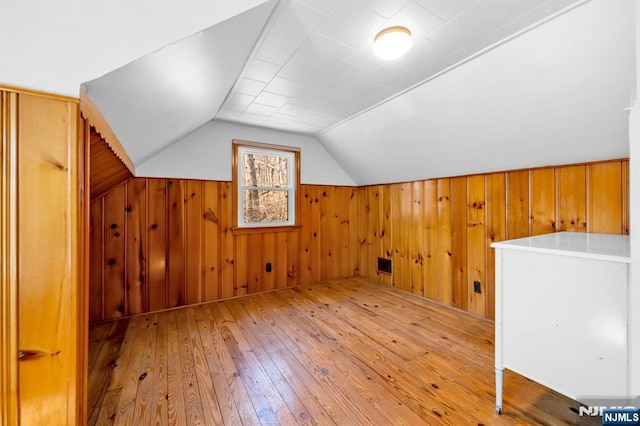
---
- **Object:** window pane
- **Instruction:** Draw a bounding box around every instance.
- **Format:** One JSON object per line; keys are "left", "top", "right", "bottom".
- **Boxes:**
{"left": 243, "top": 189, "right": 289, "bottom": 223}
{"left": 242, "top": 153, "right": 289, "bottom": 187}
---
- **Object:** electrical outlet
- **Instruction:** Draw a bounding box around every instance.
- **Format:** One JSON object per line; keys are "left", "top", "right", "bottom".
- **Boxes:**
{"left": 473, "top": 281, "right": 482, "bottom": 294}
{"left": 265, "top": 262, "right": 272, "bottom": 273}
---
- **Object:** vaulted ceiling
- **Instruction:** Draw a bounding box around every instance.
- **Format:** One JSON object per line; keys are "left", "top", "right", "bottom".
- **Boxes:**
{"left": 216, "top": 0, "right": 588, "bottom": 134}
{"left": 0, "top": 0, "right": 635, "bottom": 185}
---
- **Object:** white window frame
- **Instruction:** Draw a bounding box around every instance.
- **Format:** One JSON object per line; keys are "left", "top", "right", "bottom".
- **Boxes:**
{"left": 236, "top": 145, "right": 296, "bottom": 228}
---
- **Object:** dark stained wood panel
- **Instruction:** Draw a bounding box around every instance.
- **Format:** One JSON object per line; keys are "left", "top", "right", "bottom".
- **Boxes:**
{"left": 89, "top": 200, "right": 104, "bottom": 322}
{"left": 103, "top": 185, "right": 127, "bottom": 318}
{"left": 219, "top": 182, "right": 235, "bottom": 300}
{"left": 185, "top": 180, "right": 203, "bottom": 305}
{"left": 89, "top": 128, "right": 132, "bottom": 201}
{"left": 125, "top": 179, "right": 147, "bottom": 315}
{"left": 147, "top": 179, "right": 167, "bottom": 312}
{"left": 202, "top": 181, "right": 220, "bottom": 302}
{"left": 167, "top": 180, "right": 186, "bottom": 308}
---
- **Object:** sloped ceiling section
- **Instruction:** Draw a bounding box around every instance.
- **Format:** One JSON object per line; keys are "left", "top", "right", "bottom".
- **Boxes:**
{"left": 318, "top": 0, "right": 635, "bottom": 185}
{"left": 0, "top": 0, "right": 271, "bottom": 97}
{"left": 136, "top": 120, "right": 357, "bottom": 186}
{"left": 81, "top": 0, "right": 278, "bottom": 166}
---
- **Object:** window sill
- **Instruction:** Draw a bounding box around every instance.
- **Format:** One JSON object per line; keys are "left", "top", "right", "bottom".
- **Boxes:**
{"left": 231, "top": 225, "right": 302, "bottom": 235}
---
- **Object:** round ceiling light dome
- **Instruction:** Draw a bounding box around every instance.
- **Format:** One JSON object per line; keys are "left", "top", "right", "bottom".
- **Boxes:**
{"left": 373, "top": 26, "right": 412, "bottom": 60}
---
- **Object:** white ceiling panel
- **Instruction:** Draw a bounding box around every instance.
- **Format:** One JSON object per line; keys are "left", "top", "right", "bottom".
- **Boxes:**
{"left": 413, "top": 0, "right": 478, "bottom": 21}
{"left": 278, "top": 58, "right": 327, "bottom": 83}
{"left": 254, "top": 91, "right": 291, "bottom": 107}
{"left": 239, "top": 112, "right": 269, "bottom": 123}
{"left": 269, "top": 0, "right": 327, "bottom": 45}
{"left": 288, "top": 91, "right": 328, "bottom": 108}
{"left": 476, "top": 0, "right": 549, "bottom": 23}
{"left": 427, "top": 6, "right": 501, "bottom": 51}
{"left": 216, "top": 109, "right": 243, "bottom": 121}
{"left": 278, "top": 103, "right": 314, "bottom": 116}
{"left": 342, "top": 38, "right": 390, "bottom": 71}
{"left": 296, "top": 0, "right": 341, "bottom": 15}
{"left": 335, "top": 80, "right": 383, "bottom": 103}
{"left": 265, "top": 76, "right": 306, "bottom": 97}
{"left": 318, "top": 0, "right": 634, "bottom": 185}
{"left": 228, "top": 93, "right": 255, "bottom": 108}
{"left": 236, "top": 78, "right": 268, "bottom": 96}
{"left": 294, "top": 34, "right": 351, "bottom": 67}
{"left": 217, "top": 0, "right": 592, "bottom": 136}
{"left": 394, "top": 38, "right": 448, "bottom": 72}
{"left": 315, "top": 2, "right": 387, "bottom": 47}
{"left": 365, "top": 0, "right": 412, "bottom": 18}
{"left": 364, "top": 63, "right": 412, "bottom": 87}
{"left": 322, "top": 61, "right": 370, "bottom": 90}
{"left": 383, "top": 2, "right": 445, "bottom": 40}
{"left": 245, "top": 103, "right": 280, "bottom": 116}
{"left": 254, "top": 34, "right": 300, "bottom": 65}
{"left": 243, "top": 59, "right": 281, "bottom": 82}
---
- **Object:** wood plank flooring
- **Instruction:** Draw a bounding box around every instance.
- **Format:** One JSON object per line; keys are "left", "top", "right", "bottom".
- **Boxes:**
{"left": 88, "top": 277, "right": 596, "bottom": 425}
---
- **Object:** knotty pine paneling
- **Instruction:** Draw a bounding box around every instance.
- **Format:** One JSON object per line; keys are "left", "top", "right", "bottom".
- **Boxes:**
{"left": 90, "top": 179, "right": 358, "bottom": 321}
{"left": 89, "top": 128, "right": 132, "bottom": 201}
{"left": 360, "top": 159, "right": 629, "bottom": 320}
{"left": 103, "top": 185, "right": 126, "bottom": 319}
{"left": 91, "top": 160, "right": 629, "bottom": 322}
{"left": 4, "top": 89, "right": 87, "bottom": 424}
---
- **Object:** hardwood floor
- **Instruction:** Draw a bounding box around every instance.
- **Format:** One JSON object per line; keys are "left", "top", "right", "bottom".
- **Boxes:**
{"left": 88, "top": 277, "right": 595, "bottom": 425}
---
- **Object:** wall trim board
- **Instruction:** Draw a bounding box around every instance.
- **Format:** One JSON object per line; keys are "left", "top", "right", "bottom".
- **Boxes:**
{"left": 0, "top": 89, "right": 19, "bottom": 426}
{"left": 89, "top": 128, "right": 134, "bottom": 201}
{"left": 0, "top": 84, "right": 79, "bottom": 103}
{"left": 80, "top": 88, "right": 135, "bottom": 174}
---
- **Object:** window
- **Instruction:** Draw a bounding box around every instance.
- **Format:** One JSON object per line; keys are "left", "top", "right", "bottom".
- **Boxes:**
{"left": 233, "top": 141, "right": 300, "bottom": 230}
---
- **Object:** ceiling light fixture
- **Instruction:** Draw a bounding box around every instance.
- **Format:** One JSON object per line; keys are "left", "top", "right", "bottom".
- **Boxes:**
{"left": 373, "top": 26, "right": 412, "bottom": 60}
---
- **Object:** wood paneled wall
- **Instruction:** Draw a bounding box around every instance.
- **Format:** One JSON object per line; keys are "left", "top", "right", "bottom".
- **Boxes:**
{"left": 89, "top": 128, "right": 132, "bottom": 201}
{"left": 1, "top": 86, "right": 87, "bottom": 425}
{"left": 358, "top": 160, "right": 629, "bottom": 319}
{"left": 89, "top": 179, "right": 358, "bottom": 322}
{"left": 90, "top": 159, "right": 628, "bottom": 322}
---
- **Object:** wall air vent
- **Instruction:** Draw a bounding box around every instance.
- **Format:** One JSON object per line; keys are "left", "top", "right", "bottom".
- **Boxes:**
{"left": 377, "top": 257, "right": 392, "bottom": 274}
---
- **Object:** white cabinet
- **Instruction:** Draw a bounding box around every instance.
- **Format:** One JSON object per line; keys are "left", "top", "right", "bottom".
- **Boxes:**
{"left": 491, "top": 232, "right": 630, "bottom": 413}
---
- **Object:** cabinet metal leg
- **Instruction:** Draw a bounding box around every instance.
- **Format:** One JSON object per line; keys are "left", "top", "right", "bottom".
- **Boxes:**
{"left": 495, "top": 367, "right": 503, "bottom": 415}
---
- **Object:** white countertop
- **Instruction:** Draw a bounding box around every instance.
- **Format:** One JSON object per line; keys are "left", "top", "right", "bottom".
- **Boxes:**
{"left": 490, "top": 232, "right": 630, "bottom": 263}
